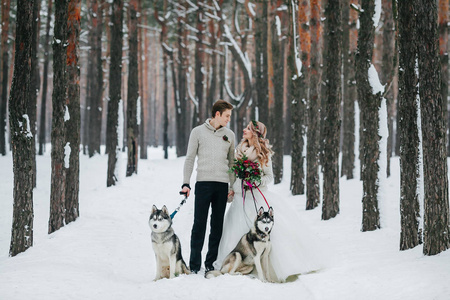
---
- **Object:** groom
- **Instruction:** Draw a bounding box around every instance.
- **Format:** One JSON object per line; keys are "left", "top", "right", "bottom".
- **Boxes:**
{"left": 181, "top": 100, "right": 235, "bottom": 274}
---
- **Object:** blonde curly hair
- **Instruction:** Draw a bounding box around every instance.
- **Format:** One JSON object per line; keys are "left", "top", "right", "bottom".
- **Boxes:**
{"left": 245, "top": 120, "right": 274, "bottom": 166}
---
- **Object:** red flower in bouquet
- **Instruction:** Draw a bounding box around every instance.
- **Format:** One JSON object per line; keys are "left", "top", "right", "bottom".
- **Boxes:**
{"left": 229, "top": 155, "right": 261, "bottom": 188}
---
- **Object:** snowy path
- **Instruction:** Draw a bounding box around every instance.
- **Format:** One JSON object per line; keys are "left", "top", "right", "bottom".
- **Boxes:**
{"left": 0, "top": 148, "right": 449, "bottom": 300}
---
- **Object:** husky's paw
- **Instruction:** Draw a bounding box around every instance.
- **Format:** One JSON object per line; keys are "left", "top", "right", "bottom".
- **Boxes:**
{"left": 205, "top": 270, "right": 222, "bottom": 279}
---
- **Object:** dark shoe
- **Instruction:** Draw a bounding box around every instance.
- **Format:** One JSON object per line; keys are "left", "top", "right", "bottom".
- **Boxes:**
{"left": 190, "top": 269, "right": 199, "bottom": 274}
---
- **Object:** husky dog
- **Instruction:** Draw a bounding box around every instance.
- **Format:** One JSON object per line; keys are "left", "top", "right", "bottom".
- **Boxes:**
{"left": 206, "top": 207, "right": 275, "bottom": 282}
{"left": 149, "top": 205, "right": 190, "bottom": 280}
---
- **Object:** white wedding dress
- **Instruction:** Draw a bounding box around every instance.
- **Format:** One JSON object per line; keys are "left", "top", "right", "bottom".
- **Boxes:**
{"left": 215, "top": 156, "right": 328, "bottom": 282}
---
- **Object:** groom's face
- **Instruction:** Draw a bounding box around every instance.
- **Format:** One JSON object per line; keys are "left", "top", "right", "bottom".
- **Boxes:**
{"left": 216, "top": 109, "right": 232, "bottom": 127}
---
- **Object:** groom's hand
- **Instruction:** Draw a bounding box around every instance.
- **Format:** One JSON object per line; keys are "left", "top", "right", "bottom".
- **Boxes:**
{"left": 181, "top": 186, "right": 191, "bottom": 198}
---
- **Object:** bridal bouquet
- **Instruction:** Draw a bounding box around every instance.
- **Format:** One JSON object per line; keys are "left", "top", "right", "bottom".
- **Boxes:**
{"left": 229, "top": 155, "right": 261, "bottom": 188}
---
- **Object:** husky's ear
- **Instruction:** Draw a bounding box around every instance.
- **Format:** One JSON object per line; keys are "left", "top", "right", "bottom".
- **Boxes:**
{"left": 268, "top": 207, "right": 274, "bottom": 217}
{"left": 152, "top": 205, "right": 158, "bottom": 214}
{"left": 258, "top": 207, "right": 264, "bottom": 216}
{"left": 162, "top": 205, "right": 169, "bottom": 215}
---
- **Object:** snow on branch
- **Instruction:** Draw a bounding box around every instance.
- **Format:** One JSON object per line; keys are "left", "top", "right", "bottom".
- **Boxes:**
{"left": 205, "top": 11, "right": 221, "bottom": 21}
{"left": 162, "top": 42, "right": 174, "bottom": 53}
{"left": 186, "top": 71, "right": 199, "bottom": 107}
{"left": 223, "top": 24, "right": 252, "bottom": 80}
{"left": 186, "top": 0, "right": 199, "bottom": 10}
{"left": 223, "top": 47, "right": 244, "bottom": 102}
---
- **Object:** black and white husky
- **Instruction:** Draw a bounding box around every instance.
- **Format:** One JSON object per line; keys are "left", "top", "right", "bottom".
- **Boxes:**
{"left": 149, "top": 205, "right": 190, "bottom": 280}
{"left": 206, "top": 207, "right": 275, "bottom": 282}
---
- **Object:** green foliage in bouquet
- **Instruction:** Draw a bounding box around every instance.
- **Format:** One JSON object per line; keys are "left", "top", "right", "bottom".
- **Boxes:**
{"left": 229, "top": 155, "right": 261, "bottom": 185}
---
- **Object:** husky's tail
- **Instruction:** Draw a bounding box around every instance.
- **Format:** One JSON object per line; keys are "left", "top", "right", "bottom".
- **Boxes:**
{"left": 205, "top": 270, "right": 223, "bottom": 279}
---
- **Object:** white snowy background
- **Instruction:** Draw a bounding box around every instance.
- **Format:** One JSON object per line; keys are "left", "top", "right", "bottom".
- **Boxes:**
{"left": 0, "top": 147, "right": 449, "bottom": 300}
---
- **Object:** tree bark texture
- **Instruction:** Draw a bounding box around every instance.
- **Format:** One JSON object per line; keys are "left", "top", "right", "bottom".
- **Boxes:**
{"left": 88, "top": 0, "right": 104, "bottom": 157}
{"left": 0, "top": 0, "right": 10, "bottom": 156}
{"left": 49, "top": 0, "right": 68, "bottom": 234}
{"left": 341, "top": 0, "right": 358, "bottom": 179}
{"left": 416, "top": 0, "right": 450, "bottom": 256}
{"left": 8, "top": 0, "right": 34, "bottom": 256}
{"left": 357, "top": 0, "right": 381, "bottom": 231}
{"left": 126, "top": 0, "right": 139, "bottom": 176}
{"left": 306, "top": 0, "right": 321, "bottom": 209}
{"left": 106, "top": 0, "right": 123, "bottom": 187}
{"left": 270, "top": 0, "right": 285, "bottom": 185}
{"left": 288, "top": 0, "right": 305, "bottom": 196}
{"left": 398, "top": 0, "right": 421, "bottom": 251}
{"left": 28, "top": 0, "right": 40, "bottom": 187}
{"left": 322, "top": 0, "right": 342, "bottom": 220}
{"left": 255, "top": 1, "right": 269, "bottom": 125}
{"left": 207, "top": 4, "right": 218, "bottom": 115}
{"left": 438, "top": 0, "right": 450, "bottom": 156}
{"left": 139, "top": 0, "right": 148, "bottom": 160}
{"left": 38, "top": 0, "right": 52, "bottom": 155}
{"left": 381, "top": 0, "right": 395, "bottom": 177}
{"left": 174, "top": 1, "right": 190, "bottom": 157}
{"left": 163, "top": 50, "right": 169, "bottom": 160}
{"left": 65, "top": 0, "right": 81, "bottom": 224}
{"left": 195, "top": 0, "right": 205, "bottom": 125}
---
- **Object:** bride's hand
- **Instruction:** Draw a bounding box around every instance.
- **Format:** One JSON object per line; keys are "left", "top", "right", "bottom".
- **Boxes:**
{"left": 227, "top": 190, "right": 235, "bottom": 203}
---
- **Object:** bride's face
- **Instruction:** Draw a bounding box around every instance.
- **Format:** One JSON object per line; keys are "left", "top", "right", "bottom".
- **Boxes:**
{"left": 243, "top": 125, "right": 253, "bottom": 141}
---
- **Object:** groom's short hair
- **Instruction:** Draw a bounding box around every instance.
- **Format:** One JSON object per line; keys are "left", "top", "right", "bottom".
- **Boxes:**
{"left": 212, "top": 100, "right": 233, "bottom": 117}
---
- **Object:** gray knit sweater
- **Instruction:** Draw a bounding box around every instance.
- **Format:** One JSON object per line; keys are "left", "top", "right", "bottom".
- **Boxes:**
{"left": 183, "top": 118, "right": 235, "bottom": 186}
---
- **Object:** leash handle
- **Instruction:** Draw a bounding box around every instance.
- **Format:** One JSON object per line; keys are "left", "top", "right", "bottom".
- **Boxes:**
{"left": 170, "top": 192, "right": 188, "bottom": 219}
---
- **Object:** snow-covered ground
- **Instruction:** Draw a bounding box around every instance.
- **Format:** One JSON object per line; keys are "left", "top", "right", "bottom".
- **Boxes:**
{"left": 0, "top": 147, "right": 449, "bottom": 300}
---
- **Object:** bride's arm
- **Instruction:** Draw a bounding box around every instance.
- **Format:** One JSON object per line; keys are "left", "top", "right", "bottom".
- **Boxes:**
{"left": 259, "top": 158, "right": 274, "bottom": 187}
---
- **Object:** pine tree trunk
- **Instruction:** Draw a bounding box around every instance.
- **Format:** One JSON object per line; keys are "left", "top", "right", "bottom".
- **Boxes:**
{"left": 65, "top": 0, "right": 81, "bottom": 224}
{"left": 38, "top": 0, "right": 52, "bottom": 155}
{"left": 9, "top": 0, "right": 34, "bottom": 257}
{"left": 163, "top": 51, "right": 169, "bottom": 159}
{"left": 341, "top": 0, "right": 357, "bottom": 179}
{"left": 298, "top": 0, "right": 310, "bottom": 198}
{"left": 175, "top": 1, "right": 189, "bottom": 157}
{"left": 27, "top": 0, "right": 40, "bottom": 187}
{"left": 139, "top": 0, "right": 148, "bottom": 160}
{"left": 398, "top": 0, "right": 420, "bottom": 251}
{"left": 255, "top": 1, "right": 269, "bottom": 125}
{"left": 0, "top": 0, "right": 10, "bottom": 156}
{"left": 382, "top": 0, "right": 395, "bottom": 177}
{"left": 126, "top": 0, "right": 139, "bottom": 176}
{"left": 49, "top": 0, "right": 69, "bottom": 234}
{"left": 106, "top": 0, "right": 123, "bottom": 187}
{"left": 306, "top": 0, "right": 321, "bottom": 209}
{"left": 357, "top": 0, "right": 381, "bottom": 231}
{"left": 288, "top": 0, "right": 305, "bottom": 196}
{"left": 438, "top": 0, "right": 450, "bottom": 156}
{"left": 322, "top": 0, "right": 342, "bottom": 220}
{"left": 270, "top": 0, "right": 285, "bottom": 185}
{"left": 88, "top": 0, "right": 104, "bottom": 157}
{"left": 207, "top": 10, "right": 217, "bottom": 115}
{"left": 417, "top": 0, "right": 450, "bottom": 256}
{"left": 195, "top": 0, "right": 205, "bottom": 125}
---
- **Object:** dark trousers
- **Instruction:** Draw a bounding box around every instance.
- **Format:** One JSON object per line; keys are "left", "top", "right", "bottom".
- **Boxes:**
{"left": 189, "top": 181, "right": 228, "bottom": 271}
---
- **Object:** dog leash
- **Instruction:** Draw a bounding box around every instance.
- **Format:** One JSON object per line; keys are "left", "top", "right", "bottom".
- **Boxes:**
{"left": 241, "top": 180, "right": 271, "bottom": 228}
{"left": 170, "top": 191, "right": 188, "bottom": 219}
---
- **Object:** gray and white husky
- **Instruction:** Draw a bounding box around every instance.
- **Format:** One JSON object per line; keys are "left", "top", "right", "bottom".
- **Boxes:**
{"left": 149, "top": 205, "right": 190, "bottom": 280}
{"left": 206, "top": 207, "right": 275, "bottom": 282}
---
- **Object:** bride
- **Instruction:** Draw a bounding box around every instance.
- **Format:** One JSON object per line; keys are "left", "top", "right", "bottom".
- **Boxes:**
{"left": 215, "top": 120, "right": 327, "bottom": 282}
